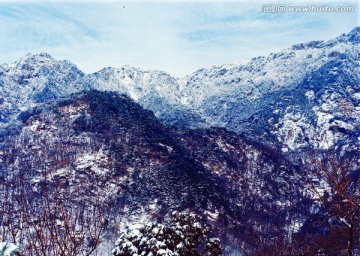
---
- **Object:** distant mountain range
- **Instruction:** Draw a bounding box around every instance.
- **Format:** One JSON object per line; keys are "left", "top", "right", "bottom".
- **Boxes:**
{"left": 1, "top": 27, "right": 359, "bottom": 152}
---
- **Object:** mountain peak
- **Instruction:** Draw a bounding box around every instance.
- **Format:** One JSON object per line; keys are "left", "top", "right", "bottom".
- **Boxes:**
{"left": 20, "top": 52, "right": 54, "bottom": 63}
{"left": 7, "top": 52, "right": 56, "bottom": 72}
{"left": 346, "top": 26, "right": 360, "bottom": 43}
{"left": 5, "top": 52, "right": 83, "bottom": 79}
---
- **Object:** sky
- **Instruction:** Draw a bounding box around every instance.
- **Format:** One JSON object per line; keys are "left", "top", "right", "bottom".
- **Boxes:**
{"left": 0, "top": 0, "right": 358, "bottom": 77}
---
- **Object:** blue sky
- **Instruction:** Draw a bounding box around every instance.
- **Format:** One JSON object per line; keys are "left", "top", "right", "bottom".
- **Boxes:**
{"left": 0, "top": 0, "right": 358, "bottom": 76}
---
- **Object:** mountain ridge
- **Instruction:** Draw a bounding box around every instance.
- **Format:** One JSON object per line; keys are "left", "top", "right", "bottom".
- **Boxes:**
{"left": 0, "top": 27, "right": 359, "bottom": 151}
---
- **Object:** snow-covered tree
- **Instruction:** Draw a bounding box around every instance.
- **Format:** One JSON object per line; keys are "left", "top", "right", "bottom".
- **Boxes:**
{"left": 112, "top": 211, "right": 222, "bottom": 256}
{"left": 0, "top": 242, "right": 21, "bottom": 256}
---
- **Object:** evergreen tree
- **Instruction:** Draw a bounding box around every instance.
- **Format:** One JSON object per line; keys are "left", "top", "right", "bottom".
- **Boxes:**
{"left": 112, "top": 211, "right": 222, "bottom": 256}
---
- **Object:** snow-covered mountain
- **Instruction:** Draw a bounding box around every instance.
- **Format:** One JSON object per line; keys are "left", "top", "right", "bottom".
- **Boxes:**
{"left": 0, "top": 27, "right": 359, "bottom": 151}
{"left": 180, "top": 27, "right": 360, "bottom": 151}
{"left": 82, "top": 66, "right": 206, "bottom": 128}
{"left": 0, "top": 53, "right": 85, "bottom": 123}
{"left": 0, "top": 54, "right": 206, "bottom": 130}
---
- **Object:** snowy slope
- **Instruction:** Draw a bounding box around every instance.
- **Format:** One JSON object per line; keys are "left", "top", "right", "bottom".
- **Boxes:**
{"left": 0, "top": 53, "right": 85, "bottom": 124}
{"left": 82, "top": 66, "right": 206, "bottom": 128}
{"left": 180, "top": 27, "right": 360, "bottom": 151}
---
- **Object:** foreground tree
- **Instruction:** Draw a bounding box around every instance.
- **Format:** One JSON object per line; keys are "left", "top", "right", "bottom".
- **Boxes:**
{"left": 112, "top": 211, "right": 222, "bottom": 256}
{"left": 0, "top": 168, "right": 108, "bottom": 256}
{"left": 306, "top": 149, "right": 360, "bottom": 256}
